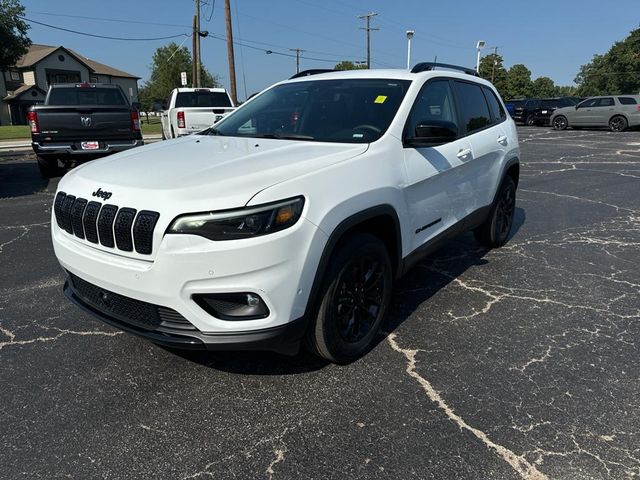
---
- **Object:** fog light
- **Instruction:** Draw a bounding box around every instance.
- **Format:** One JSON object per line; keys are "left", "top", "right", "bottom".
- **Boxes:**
{"left": 193, "top": 292, "right": 270, "bottom": 320}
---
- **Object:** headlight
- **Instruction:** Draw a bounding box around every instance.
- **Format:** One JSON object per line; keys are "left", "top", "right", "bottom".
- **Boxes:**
{"left": 168, "top": 196, "right": 304, "bottom": 241}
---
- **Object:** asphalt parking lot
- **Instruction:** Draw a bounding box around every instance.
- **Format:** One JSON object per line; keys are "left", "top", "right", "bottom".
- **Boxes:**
{"left": 1, "top": 127, "right": 639, "bottom": 479}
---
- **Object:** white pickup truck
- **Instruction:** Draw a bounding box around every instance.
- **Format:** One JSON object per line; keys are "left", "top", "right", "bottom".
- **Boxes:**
{"left": 160, "top": 87, "right": 235, "bottom": 139}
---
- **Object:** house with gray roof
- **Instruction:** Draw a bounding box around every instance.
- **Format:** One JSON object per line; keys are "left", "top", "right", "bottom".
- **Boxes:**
{"left": 1, "top": 44, "right": 140, "bottom": 125}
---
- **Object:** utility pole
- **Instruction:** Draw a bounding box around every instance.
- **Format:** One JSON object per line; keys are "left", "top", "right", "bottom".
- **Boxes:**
{"left": 195, "top": 0, "right": 201, "bottom": 87}
{"left": 358, "top": 12, "right": 378, "bottom": 69}
{"left": 192, "top": 14, "right": 197, "bottom": 87}
{"left": 289, "top": 48, "right": 304, "bottom": 74}
{"left": 491, "top": 46, "right": 498, "bottom": 83}
{"left": 224, "top": 0, "right": 238, "bottom": 104}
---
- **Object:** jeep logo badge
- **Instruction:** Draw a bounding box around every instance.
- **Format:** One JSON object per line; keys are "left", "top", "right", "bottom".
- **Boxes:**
{"left": 92, "top": 187, "right": 112, "bottom": 200}
{"left": 81, "top": 116, "right": 91, "bottom": 127}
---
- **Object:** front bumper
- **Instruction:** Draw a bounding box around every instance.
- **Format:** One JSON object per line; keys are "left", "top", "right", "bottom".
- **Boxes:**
{"left": 64, "top": 278, "right": 306, "bottom": 354}
{"left": 53, "top": 213, "right": 324, "bottom": 353}
{"left": 33, "top": 139, "right": 144, "bottom": 159}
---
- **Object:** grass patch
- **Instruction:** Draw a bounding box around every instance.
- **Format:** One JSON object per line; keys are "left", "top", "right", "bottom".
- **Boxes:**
{"left": 0, "top": 125, "right": 30, "bottom": 140}
{"left": 140, "top": 115, "right": 163, "bottom": 135}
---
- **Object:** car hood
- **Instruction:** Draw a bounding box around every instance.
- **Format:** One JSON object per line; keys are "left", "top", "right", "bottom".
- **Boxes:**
{"left": 59, "top": 135, "right": 369, "bottom": 213}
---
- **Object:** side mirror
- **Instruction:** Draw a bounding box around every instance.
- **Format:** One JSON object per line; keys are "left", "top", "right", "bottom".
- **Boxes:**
{"left": 405, "top": 121, "right": 458, "bottom": 148}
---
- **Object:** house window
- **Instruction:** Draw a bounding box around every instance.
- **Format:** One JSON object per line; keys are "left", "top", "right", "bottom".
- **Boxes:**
{"left": 90, "top": 76, "right": 99, "bottom": 83}
{"left": 10, "top": 71, "right": 20, "bottom": 81}
{"left": 58, "top": 54, "right": 65, "bottom": 61}
{"left": 45, "top": 69, "right": 81, "bottom": 85}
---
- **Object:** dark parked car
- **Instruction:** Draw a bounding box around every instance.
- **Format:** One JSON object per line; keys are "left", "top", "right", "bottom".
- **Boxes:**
{"left": 512, "top": 98, "right": 542, "bottom": 125}
{"left": 530, "top": 97, "right": 578, "bottom": 126}
{"left": 28, "top": 83, "right": 143, "bottom": 177}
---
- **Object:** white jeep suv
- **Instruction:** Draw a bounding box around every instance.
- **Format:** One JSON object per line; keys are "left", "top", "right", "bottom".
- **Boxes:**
{"left": 52, "top": 63, "right": 520, "bottom": 363}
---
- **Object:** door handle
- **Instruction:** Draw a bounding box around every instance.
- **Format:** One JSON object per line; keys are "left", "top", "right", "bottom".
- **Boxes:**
{"left": 497, "top": 135, "right": 508, "bottom": 146}
{"left": 457, "top": 148, "right": 472, "bottom": 159}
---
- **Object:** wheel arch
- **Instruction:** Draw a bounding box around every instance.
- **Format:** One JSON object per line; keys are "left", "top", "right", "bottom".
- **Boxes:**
{"left": 303, "top": 205, "right": 402, "bottom": 319}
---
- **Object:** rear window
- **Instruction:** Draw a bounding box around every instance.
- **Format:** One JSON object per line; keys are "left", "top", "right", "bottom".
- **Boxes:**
{"left": 175, "top": 91, "right": 232, "bottom": 108}
{"left": 483, "top": 87, "right": 507, "bottom": 123}
{"left": 453, "top": 81, "right": 492, "bottom": 133}
{"left": 618, "top": 97, "right": 638, "bottom": 105}
{"left": 47, "top": 87, "right": 127, "bottom": 106}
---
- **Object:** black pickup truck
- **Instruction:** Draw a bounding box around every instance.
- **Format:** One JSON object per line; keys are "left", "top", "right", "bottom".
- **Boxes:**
{"left": 28, "top": 83, "right": 143, "bottom": 177}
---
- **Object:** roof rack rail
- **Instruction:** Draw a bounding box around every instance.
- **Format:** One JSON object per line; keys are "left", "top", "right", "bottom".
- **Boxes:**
{"left": 289, "top": 69, "right": 335, "bottom": 79}
{"left": 411, "top": 62, "right": 479, "bottom": 77}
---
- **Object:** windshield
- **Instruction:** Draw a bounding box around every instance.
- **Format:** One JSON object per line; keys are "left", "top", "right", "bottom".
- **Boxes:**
{"left": 209, "top": 79, "right": 412, "bottom": 143}
{"left": 175, "top": 91, "right": 232, "bottom": 108}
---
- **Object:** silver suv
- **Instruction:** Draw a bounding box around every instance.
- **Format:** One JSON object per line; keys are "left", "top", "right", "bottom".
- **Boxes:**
{"left": 551, "top": 95, "right": 640, "bottom": 132}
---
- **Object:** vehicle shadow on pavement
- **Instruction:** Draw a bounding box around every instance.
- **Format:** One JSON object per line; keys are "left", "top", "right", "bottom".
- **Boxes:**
{"left": 0, "top": 155, "right": 53, "bottom": 198}
{"left": 165, "top": 207, "right": 525, "bottom": 374}
{"left": 378, "top": 206, "right": 526, "bottom": 342}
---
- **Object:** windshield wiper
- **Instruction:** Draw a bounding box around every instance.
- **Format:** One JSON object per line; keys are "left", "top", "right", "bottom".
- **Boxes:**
{"left": 251, "top": 133, "right": 315, "bottom": 141}
{"left": 199, "top": 127, "right": 224, "bottom": 136}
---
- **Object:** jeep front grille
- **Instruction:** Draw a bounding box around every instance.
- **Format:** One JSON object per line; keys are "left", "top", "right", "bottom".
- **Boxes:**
{"left": 54, "top": 191, "right": 160, "bottom": 255}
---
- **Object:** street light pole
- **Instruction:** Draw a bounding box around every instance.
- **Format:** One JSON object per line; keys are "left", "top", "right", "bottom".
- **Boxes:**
{"left": 406, "top": 30, "right": 415, "bottom": 70}
{"left": 476, "top": 40, "right": 486, "bottom": 73}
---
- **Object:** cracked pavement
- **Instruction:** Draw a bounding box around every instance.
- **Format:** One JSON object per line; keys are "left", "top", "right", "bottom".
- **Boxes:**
{"left": 1, "top": 127, "right": 639, "bottom": 479}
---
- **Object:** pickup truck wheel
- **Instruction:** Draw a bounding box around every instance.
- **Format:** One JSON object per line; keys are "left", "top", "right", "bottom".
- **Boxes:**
{"left": 474, "top": 175, "right": 516, "bottom": 248}
{"left": 36, "top": 156, "right": 60, "bottom": 178}
{"left": 306, "top": 233, "right": 392, "bottom": 364}
{"left": 161, "top": 128, "right": 166, "bottom": 140}
{"left": 609, "top": 115, "right": 628, "bottom": 132}
{"left": 525, "top": 114, "right": 536, "bottom": 126}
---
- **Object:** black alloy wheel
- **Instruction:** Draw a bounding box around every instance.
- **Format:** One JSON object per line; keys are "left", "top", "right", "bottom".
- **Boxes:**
{"left": 334, "top": 254, "right": 385, "bottom": 343}
{"left": 474, "top": 175, "right": 517, "bottom": 248}
{"left": 553, "top": 116, "right": 568, "bottom": 130}
{"left": 307, "top": 233, "right": 392, "bottom": 363}
{"left": 609, "top": 115, "right": 628, "bottom": 132}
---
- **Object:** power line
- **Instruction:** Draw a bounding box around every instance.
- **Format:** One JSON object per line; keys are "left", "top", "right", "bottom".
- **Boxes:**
{"left": 19, "top": 16, "right": 189, "bottom": 41}
{"left": 26, "top": 10, "right": 191, "bottom": 28}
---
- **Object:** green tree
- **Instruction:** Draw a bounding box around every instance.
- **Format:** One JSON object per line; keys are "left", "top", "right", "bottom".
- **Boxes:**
{"left": 505, "top": 64, "right": 533, "bottom": 99}
{"left": 575, "top": 28, "right": 640, "bottom": 96}
{"left": 334, "top": 60, "right": 367, "bottom": 71}
{"left": 0, "top": 0, "right": 31, "bottom": 71}
{"left": 531, "top": 76, "right": 556, "bottom": 97}
{"left": 553, "top": 85, "right": 578, "bottom": 97}
{"left": 139, "top": 42, "right": 220, "bottom": 111}
{"left": 479, "top": 53, "right": 508, "bottom": 97}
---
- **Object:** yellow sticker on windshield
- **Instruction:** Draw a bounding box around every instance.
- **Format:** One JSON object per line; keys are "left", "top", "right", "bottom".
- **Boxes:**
{"left": 374, "top": 95, "right": 387, "bottom": 104}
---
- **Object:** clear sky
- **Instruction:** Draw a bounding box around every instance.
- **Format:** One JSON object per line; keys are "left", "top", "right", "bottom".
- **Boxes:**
{"left": 19, "top": 0, "right": 639, "bottom": 100}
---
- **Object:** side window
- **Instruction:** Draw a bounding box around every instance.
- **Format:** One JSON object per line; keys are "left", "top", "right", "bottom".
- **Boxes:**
{"left": 618, "top": 97, "right": 638, "bottom": 105}
{"left": 405, "top": 79, "right": 458, "bottom": 139}
{"left": 578, "top": 98, "right": 597, "bottom": 108}
{"left": 483, "top": 87, "right": 506, "bottom": 123}
{"left": 453, "top": 81, "right": 492, "bottom": 134}
{"left": 597, "top": 97, "right": 614, "bottom": 107}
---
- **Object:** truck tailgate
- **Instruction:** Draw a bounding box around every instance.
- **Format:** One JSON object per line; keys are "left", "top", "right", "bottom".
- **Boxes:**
{"left": 36, "top": 106, "right": 137, "bottom": 141}
{"left": 182, "top": 107, "right": 235, "bottom": 131}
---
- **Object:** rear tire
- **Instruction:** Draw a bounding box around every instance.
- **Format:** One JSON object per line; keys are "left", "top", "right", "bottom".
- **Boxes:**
{"left": 306, "top": 233, "right": 392, "bottom": 364}
{"left": 474, "top": 176, "right": 517, "bottom": 248}
{"left": 609, "top": 115, "right": 628, "bottom": 132}
{"left": 36, "top": 156, "right": 60, "bottom": 178}
{"left": 553, "top": 115, "right": 568, "bottom": 130}
{"left": 526, "top": 114, "right": 535, "bottom": 126}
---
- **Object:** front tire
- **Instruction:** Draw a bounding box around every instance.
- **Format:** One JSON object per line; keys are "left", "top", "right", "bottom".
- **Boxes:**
{"left": 553, "top": 116, "right": 568, "bottom": 130}
{"left": 474, "top": 176, "right": 517, "bottom": 248}
{"left": 36, "top": 156, "right": 60, "bottom": 178}
{"left": 306, "top": 233, "right": 392, "bottom": 363}
{"left": 526, "top": 114, "right": 536, "bottom": 126}
{"left": 609, "top": 115, "right": 628, "bottom": 132}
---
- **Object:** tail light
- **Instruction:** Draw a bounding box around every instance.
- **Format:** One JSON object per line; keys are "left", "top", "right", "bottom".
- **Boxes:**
{"left": 130, "top": 110, "right": 140, "bottom": 131}
{"left": 637, "top": 105, "right": 640, "bottom": 112}
{"left": 177, "top": 111, "right": 186, "bottom": 129}
{"left": 27, "top": 111, "right": 39, "bottom": 134}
